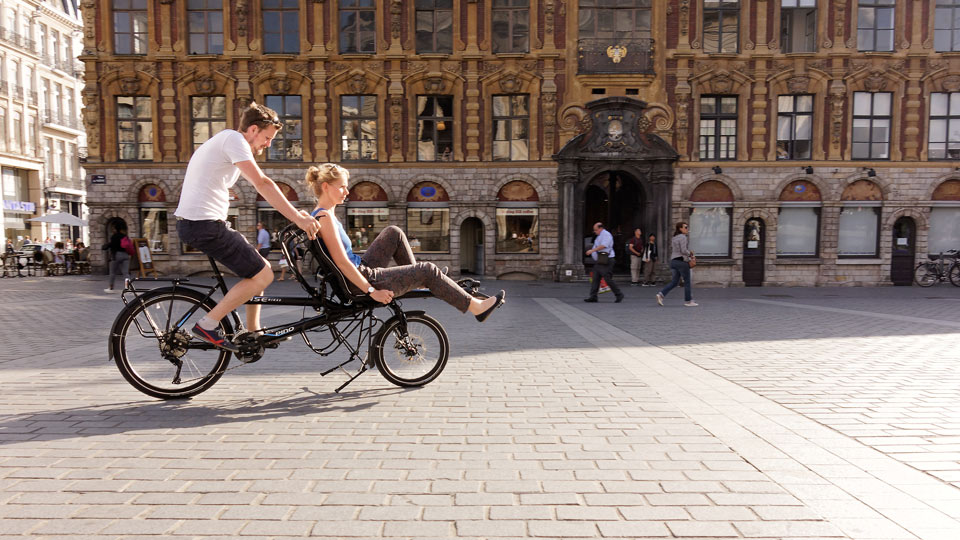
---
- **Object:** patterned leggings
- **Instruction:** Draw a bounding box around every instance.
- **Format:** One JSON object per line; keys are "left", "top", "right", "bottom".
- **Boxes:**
{"left": 358, "top": 226, "right": 473, "bottom": 313}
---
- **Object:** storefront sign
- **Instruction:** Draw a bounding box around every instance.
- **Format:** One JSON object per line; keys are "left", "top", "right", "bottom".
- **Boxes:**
{"left": 2, "top": 200, "right": 36, "bottom": 213}
{"left": 496, "top": 207, "right": 538, "bottom": 216}
{"left": 90, "top": 174, "right": 106, "bottom": 184}
{"left": 347, "top": 207, "right": 389, "bottom": 217}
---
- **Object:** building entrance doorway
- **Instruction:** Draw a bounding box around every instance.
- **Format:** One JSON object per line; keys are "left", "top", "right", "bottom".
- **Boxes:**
{"left": 890, "top": 216, "right": 915, "bottom": 286}
{"left": 742, "top": 218, "right": 765, "bottom": 286}
{"left": 459, "top": 217, "right": 484, "bottom": 275}
{"left": 582, "top": 171, "right": 645, "bottom": 272}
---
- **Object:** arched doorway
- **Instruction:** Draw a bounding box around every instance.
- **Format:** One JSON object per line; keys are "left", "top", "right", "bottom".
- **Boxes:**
{"left": 583, "top": 171, "right": 645, "bottom": 272}
{"left": 742, "top": 218, "right": 765, "bottom": 286}
{"left": 890, "top": 217, "right": 915, "bottom": 286}
{"left": 459, "top": 217, "right": 484, "bottom": 275}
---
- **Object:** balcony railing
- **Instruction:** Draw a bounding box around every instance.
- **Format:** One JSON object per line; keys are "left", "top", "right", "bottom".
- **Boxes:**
{"left": 42, "top": 109, "right": 81, "bottom": 130}
{"left": 10, "top": 83, "right": 24, "bottom": 101}
{"left": 577, "top": 38, "right": 654, "bottom": 75}
{"left": 0, "top": 81, "right": 8, "bottom": 97}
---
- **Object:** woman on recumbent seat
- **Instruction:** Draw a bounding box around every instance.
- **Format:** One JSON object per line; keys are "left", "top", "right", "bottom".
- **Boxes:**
{"left": 304, "top": 163, "right": 505, "bottom": 322}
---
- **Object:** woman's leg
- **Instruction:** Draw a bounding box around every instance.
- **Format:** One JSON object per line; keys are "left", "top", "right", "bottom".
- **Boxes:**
{"left": 107, "top": 256, "right": 118, "bottom": 289}
{"left": 120, "top": 253, "right": 131, "bottom": 283}
{"left": 361, "top": 226, "right": 415, "bottom": 268}
{"left": 659, "top": 261, "right": 682, "bottom": 297}
{"left": 362, "top": 262, "right": 472, "bottom": 313}
{"left": 680, "top": 263, "right": 692, "bottom": 302}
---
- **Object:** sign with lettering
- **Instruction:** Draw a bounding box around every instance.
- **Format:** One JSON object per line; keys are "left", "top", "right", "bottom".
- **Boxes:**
{"left": 496, "top": 207, "right": 538, "bottom": 216}
{"left": 346, "top": 207, "right": 389, "bottom": 217}
{"left": 90, "top": 174, "right": 106, "bottom": 184}
{"left": 132, "top": 238, "right": 157, "bottom": 277}
{"left": 2, "top": 200, "right": 36, "bottom": 213}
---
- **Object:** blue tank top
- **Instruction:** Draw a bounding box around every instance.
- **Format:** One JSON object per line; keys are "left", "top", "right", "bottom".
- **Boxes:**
{"left": 312, "top": 207, "right": 362, "bottom": 267}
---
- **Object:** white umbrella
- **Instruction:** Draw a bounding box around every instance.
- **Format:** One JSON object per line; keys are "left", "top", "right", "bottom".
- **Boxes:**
{"left": 28, "top": 212, "right": 89, "bottom": 227}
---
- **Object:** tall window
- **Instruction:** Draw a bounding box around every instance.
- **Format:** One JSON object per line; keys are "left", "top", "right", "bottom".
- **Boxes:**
{"left": 492, "top": 95, "right": 529, "bottom": 161}
{"left": 417, "top": 95, "right": 453, "bottom": 161}
{"left": 492, "top": 0, "right": 529, "bottom": 53}
{"left": 347, "top": 182, "right": 390, "bottom": 252}
{"left": 113, "top": 0, "right": 148, "bottom": 55}
{"left": 857, "top": 0, "right": 894, "bottom": 52}
{"left": 191, "top": 96, "right": 227, "bottom": 150}
{"left": 263, "top": 0, "right": 299, "bottom": 54}
{"left": 689, "top": 181, "right": 734, "bottom": 258}
{"left": 496, "top": 181, "right": 539, "bottom": 254}
{"left": 341, "top": 95, "right": 377, "bottom": 161}
{"left": 852, "top": 92, "right": 891, "bottom": 160}
{"left": 703, "top": 0, "right": 739, "bottom": 53}
{"left": 407, "top": 182, "right": 450, "bottom": 253}
{"left": 416, "top": 0, "right": 453, "bottom": 53}
{"left": 265, "top": 95, "right": 302, "bottom": 161}
{"left": 699, "top": 95, "right": 737, "bottom": 160}
{"left": 781, "top": 0, "right": 816, "bottom": 53}
{"left": 12, "top": 111, "right": 22, "bottom": 153}
{"left": 936, "top": 1, "right": 960, "bottom": 51}
{"left": 578, "top": 0, "right": 651, "bottom": 39}
{"left": 838, "top": 180, "right": 883, "bottom": 258}
{"left": 929, "top": 93, "right": 960, "bottom": 160}
{"left": 117, "top": 96, "right": 153, "bottom": 161}
{"left": 777, "top": 95, "right": 813, "bottom": 160}
{"left": 139, "top": 184, "right": 168, "bottom": 252}
{"left": 188, "top": 0, "right": 223, "bottom": 55}
{"left": 340, "top": 0, "right": 376, "bottom": 54}
{"left": 777, "top": 180, "right": 821, "bottom": 257}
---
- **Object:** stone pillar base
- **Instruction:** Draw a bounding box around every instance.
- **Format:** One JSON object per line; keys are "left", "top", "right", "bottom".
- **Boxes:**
{"left": 555, "top": 263, "right": 586, "bottom": 282}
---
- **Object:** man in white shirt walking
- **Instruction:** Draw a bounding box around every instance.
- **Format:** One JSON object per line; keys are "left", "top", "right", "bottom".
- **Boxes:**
{"left": 175, "top": 102, "right": 319, "bottom": 352}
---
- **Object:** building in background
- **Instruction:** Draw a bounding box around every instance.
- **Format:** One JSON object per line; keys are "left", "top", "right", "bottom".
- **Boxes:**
{"left": 0, "top": 0, "right": 85, "bottom": 248}
{"left": 79, "top": 1, "right": 960, "bottom": 286}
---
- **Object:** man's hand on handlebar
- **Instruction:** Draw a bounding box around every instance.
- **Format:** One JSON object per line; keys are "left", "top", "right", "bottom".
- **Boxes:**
{"left": 295, "top": 210, "right": 320, "bottom": 239}
{"left": 370, "top": 289, "right": 394, "bottom": 304}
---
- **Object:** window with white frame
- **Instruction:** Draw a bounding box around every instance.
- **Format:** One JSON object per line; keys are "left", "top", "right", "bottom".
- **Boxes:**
{"left": 700, "top": 95, "right": 737, "bottom": 160}
{"left": 117, "top": 96, "right": 153, "bottom": 161}
{"left": 689, "top": 206, "right": 732, "bottom": 257}
{"left": 777, "top": 94, "right": 813, "bottom": 160}
{"left": 492, "top": 94, "right": 530, "bottom": 161}
{"left": 341, "top": 95, "right": 377, "bottom": 161}
{"left": 857, "top": 0, "right": 895, "bottom": 52}
{"left": 838, "top": 205, "right": 880, "bottom": 257}
{"left": 191, "top": 96, "right": 227, "bottom": 150}
{"left": 417, "top": 95, "right": 454, "bottom": 162}
{"left": 929, "top": 206, "right": 960, "bottom": 256}
{"left": 852, "top": 92, "right": 891, "bottom": 160}
{"left": 781, "top": 0, "right": 816, "bottom": 53}
{"left": 935, "top": 0, "right": 960, "bottom": 51}
{"left": 265, "top": 95, "right": 302, "bottom": 161}
{"left": 929, "top": 92, "right": 960, "bottom": 160}
{"left": 777, "top": 205, "right": 820, "bottom": 256}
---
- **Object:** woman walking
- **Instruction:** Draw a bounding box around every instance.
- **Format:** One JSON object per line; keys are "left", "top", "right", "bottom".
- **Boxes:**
{"left": 104, "top": 226, "right": 132, "bottom": 292}
{"left": 656, "top": 222, "right": 697, "bottom": 307}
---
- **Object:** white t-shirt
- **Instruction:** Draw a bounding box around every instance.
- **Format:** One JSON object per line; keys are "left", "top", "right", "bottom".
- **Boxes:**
{"left": 174, "top": 130, "right": 255, "bottom": 221}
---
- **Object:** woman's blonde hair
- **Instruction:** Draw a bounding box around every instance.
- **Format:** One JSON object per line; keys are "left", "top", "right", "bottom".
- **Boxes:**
{"left": 304, "top": 163, "right": 350, "bottom": 198}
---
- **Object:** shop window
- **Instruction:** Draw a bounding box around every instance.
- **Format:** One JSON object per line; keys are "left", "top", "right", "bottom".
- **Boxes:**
{"left": 265, "top": 95, "right": 302, "bottom": 161}
{"left": 936, "top": 0, "right": 960, "bottom": 51}
{"left": 496, "top": 181, "right": 539, "bottom": 254}
{"left": 689, "top": 180, "right": 734, "bottom": 258}
{"left": 117, "top": 96, "right": 153, "bottom": 161}
{"left": 191, "top": 96, "right": 227, "bottom": 150}
{"left": 341, "top": 95, "right": 377, "bottom": 161}
{"left": 928, "top": 93, "right": 960, "bottom": 159}
{"left": 781, "top": 0, "right": 816, "bottom": 53}
{"left": 492, "top": 0, "right": 529, "bottom": 53}
{"left": 857, "top": 0, "right": 895, "bottom": 52}
{"left": 340, "top": 0, "right": 376, "bottom": 54}
{"left": 416, "top": 0, "right": 453, "bottom": 53}
{"left": 777, "top": 94, "right": 813, "bottom": 160}
{"left": 930, "top": 179, "right": 960, "bottom": 255}
{"left": 838, "top": 180, "right": 882, "bottom": 257}
{"left": 263, "top": 0, "right": 299, "bottom": 54}
{"left": 346, "top": 182, "right": 390, "bottom": 252}
{"left": 777, "top": 180, "right": 821, "bottom": 257}
{"left": 407, "top": 181, "right": 449, "bottom": 253}
{"left": 417, "top": 95, "right": 453, "bottom": 162}
{"left": 703, "top": 0, "right": 739, "bottom": 53}
{"left": 188, "top": 0, "right": 223, "bottom": 55}
{"left": 699, "top": 95, "right": 737, "bottom": 160}
{"left": 113, "top": 0, "right": 148, "bottom": 55}
{"left": 492, "top": 95, "right": 529, "bottom": 161}
{"left": 852, "top": 92, "right": 891, "bottom": 160}
{"left": 138, "top": 184, "right": 167, "bottom": 252}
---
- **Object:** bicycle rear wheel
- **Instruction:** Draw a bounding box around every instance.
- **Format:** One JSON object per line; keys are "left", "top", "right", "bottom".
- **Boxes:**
{"left": 371, "top": 313, "right": 448, "bottom": 387}
{"left": 949, "top": 263, "right": 960, "bottom": 287}
{"left": 111, "top": 288, "right": 232, "bottom": 399}
{"left": 914, "top": 263, "right": 938, "bottom": 287}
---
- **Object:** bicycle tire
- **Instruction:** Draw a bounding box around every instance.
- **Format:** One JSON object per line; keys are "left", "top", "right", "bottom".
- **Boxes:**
{"left": 949, "top": 262, "right": 960, "bottom": 287}
{"left": 111, "top": 288, "right": 233, "bottom": 399}
{"left": 371, "top": 312, "right": 449, "bottom": 387}
{"left": 914, "top": 263, "right": 938, "bottom": 287}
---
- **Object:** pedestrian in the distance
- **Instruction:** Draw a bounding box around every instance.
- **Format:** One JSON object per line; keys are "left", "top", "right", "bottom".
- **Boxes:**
{"left": 641, "top": 233, "right": 658, "bottom": 286}
{"left": 584, "top": 222, "right": 624, "bottom": 303}
{"left": 627, "top": 227, "right": 644, "bottom": 286}
{"left": 104, "top": 226, "right": 132, "bottom": 293}
{"left": 256, "top": 221, "right": 271, "bottom": 259}
{"left": 656, "top": 222, "right": 697, "bottom": 307}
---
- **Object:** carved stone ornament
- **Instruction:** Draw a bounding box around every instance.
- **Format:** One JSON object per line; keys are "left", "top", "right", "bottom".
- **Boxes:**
{"left": 499, "top": 73, "right": 521, "bottom": 93}
{"left": 236, "top": 0, "right": 248, "bottom": 38}
{"left": 136, "top": 62, "right": 157, "bottom": 79}
{"left": 787, "top": 75, "right": 810, "bottom": 94}
{"left": 441, "top": 61, "right": 462, "bottom": 75}
{"left": 680, "top": 0, "right": 689, "bottom": 36}
{"left": 235, "top": 96, "right": 253, "bottom": 110}
{"left": 544, "top": 0, "right": 556, "bottom": 34}
{"left": 159, "top": 0, "right": 173, "bottom": 4}
{"left": 271, "top": 77, "right": 292, "bottom": 93}
{"left": 195, "top": 75, "right": 217, "bottom": 94}
{"left": 119, "top": 77, "right": 141, "bottom": 94}
{"left": 250, "top": 62, "right": 274, "bottom": 79}
{"left": 829, "top": 82, "right": 846, "bottom": 145}
{"left": 424, "top": 76, "right": 445, "bottom": 93}
{"left": 348, "top": 73, "right": 368, "bottom": 94}
{"left": 863, "top": 71, "right": 887, "bottom": 92}
{"left": 390, "top": 0, "right": 402, "bottom": 40}
{"left": 942, "top": 75, "right": 960, "bottom": 93}
{"left": 480, "top": 61, "right": 503, "bottom": 76}
{"left": 289, "top": 62, "right": 309, "bottom": 75}
{"left": 711, "top": 73, "right": 733, "bottom": 94}
{"left": 606, "top": 45, "right": 627, "bottom": 64}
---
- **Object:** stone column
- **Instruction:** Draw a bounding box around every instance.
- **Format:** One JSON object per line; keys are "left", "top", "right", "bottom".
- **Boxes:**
{"left": 556, "top": 162, "right": 582, "bottom": 281}
{"left": 651, "top": 167, "right": 674, "bottom": 273}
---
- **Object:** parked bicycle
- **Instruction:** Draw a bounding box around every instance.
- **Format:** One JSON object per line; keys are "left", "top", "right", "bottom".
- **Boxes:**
{"left": 108, "top": 224, "right": 485, "bottom": 399}
{"left": 913, "top": 249, "right": 960, "bottom": 287}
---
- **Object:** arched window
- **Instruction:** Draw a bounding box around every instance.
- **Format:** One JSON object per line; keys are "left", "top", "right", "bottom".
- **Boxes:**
{"left": 777, "top": 180, "right": 821, "bottom": 257}
{"left": 689, "top": 180, "right": 733, "bottom": 258}
{"left": 256, "top": 182, "right": 299, "bottom": 245}
{"left": 930, "top": 179, "right": 960, "bottom": 256}
{"left": 496, "top": 181, "right": 539, "bottom": 254}
{"left": 346, "top": 181, "right": 389, "bottom": 252}
{"left": 838, "top": 180, "right": 882, "bottom": 258}
{"left": 138, "top": 184, "right": 167, "bottom": 252}
{"left": 406, "top": 182, "right": 449, "bottom": 253}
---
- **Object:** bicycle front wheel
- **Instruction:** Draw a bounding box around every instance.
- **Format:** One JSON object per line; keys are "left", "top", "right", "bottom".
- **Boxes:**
{"left": 949, "top": 263, "right": 960, "bottom": 287}
{"left": 111, "top": 288, "right": 232, "bottom": 399}
{"left": 914, "top": 263, "right": 939, "bottom": 287}
{"left": 371, "top": 313, "right": 449, "bottom": 387}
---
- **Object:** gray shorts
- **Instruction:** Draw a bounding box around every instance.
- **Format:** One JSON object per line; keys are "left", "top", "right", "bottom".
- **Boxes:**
{"left": 177, "top": 219, "right": 265, "bottom": 279}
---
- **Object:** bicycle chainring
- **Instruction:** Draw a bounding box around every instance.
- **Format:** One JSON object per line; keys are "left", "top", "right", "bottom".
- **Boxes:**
{"left": 234, "top": 332, "right": 265, "bottom": 364}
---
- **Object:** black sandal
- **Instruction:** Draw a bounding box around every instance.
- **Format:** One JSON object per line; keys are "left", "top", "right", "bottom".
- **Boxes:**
{"left": 475, "top": 290, "right": 506, "bottom": 322}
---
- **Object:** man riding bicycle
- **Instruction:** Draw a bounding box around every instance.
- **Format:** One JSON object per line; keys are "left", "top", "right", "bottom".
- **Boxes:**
{"left": 174, "top": 102, "right": 320, "bottom": 352}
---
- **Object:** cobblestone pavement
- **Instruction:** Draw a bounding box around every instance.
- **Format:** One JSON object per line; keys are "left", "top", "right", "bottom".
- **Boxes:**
{"left": 0, "top": 275, "right": 958, "bottom": 539}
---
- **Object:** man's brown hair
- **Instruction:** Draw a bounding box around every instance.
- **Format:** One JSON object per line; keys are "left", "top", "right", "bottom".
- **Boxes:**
{"left": 239, "top": 102, "right": 282, "bottom": 132}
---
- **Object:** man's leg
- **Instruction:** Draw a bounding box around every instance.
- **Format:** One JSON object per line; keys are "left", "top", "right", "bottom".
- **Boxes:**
{"left": 204, "top": 263, "right": 273, "bottom": 330}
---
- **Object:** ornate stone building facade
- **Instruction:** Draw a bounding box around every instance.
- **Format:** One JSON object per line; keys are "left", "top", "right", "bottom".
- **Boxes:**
{"left": 81, "top": 1, "right": 960, "bottom": 285}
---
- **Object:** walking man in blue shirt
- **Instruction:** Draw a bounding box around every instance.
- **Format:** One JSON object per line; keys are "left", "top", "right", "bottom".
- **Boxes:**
{"left": 584, "top": 222, "right": 624, "bottom": 303}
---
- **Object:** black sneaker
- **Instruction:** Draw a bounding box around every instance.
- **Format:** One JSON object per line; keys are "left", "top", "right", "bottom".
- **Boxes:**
{"left": 191, "top": 323, "right": 240, "bottom": 353}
